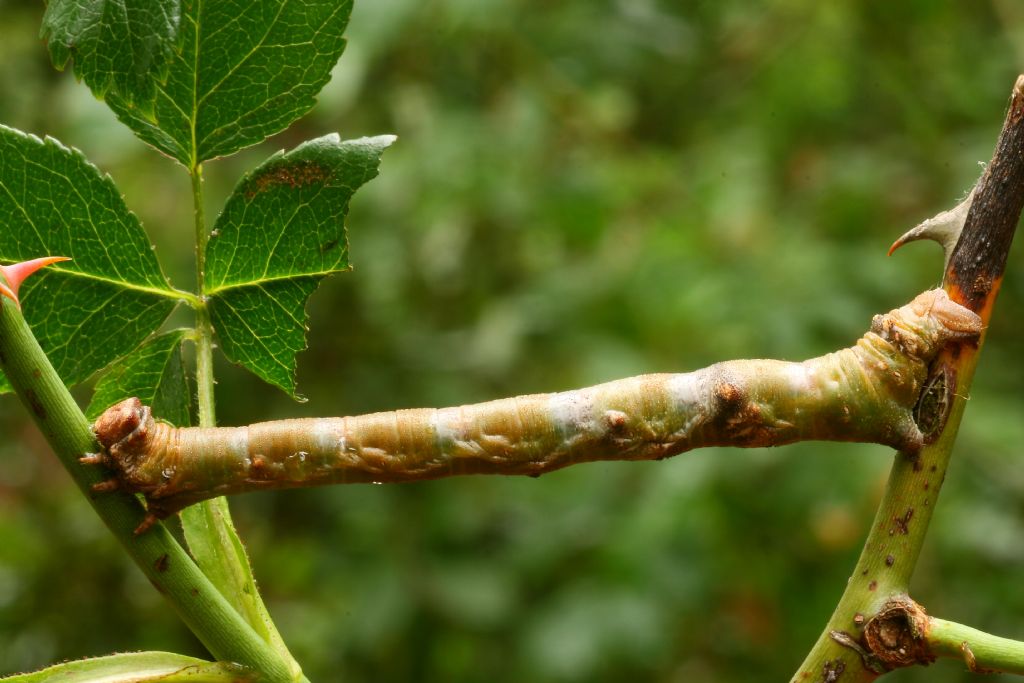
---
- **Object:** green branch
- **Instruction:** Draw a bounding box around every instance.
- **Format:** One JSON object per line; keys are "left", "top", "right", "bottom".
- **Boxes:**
{"left": 853, "top": 595, "right": 1024, "bottom": 676}
{"left": 0, "top": 299, "right": 295, "bottom": 682}
{"left": 928, "top": 617, "right": 1024, "bottom": 675}
{"left": 183, "top": 162, "right": 303, "bottom": 679}
{"left": 790, "top": 74, "right": 1024, "bottom": 682}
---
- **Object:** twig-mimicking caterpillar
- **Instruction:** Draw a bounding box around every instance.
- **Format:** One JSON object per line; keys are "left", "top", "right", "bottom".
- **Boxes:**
{"left": 87, "top": 289, "right": 982, "bottom": 532}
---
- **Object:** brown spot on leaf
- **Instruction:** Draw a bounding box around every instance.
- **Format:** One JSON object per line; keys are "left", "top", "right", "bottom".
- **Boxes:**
{"left": 885, "top": 554, "right": 895, "bottom": 567}
{"left": 868, "top": 581, "right": 878, "bottom": 591}
{"left": 154, "top": 554, "right": 169, "bottom": 573}
{"left": 245, "top": 161, "right": 331, "bottom": 199}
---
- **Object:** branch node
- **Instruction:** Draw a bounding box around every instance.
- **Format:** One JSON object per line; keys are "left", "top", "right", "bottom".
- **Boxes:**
{"left": 863, "top": 595, "right": 935, "bottom": 670}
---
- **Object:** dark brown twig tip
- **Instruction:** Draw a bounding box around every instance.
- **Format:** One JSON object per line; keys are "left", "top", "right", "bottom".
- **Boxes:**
{"left": 945, "top": 76, "right": 1024, "bottom": 308}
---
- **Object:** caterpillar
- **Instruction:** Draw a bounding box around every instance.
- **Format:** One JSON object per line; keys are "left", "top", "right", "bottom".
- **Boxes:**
{"left": 86, "top": 289, "right": 982, "bottom": 532}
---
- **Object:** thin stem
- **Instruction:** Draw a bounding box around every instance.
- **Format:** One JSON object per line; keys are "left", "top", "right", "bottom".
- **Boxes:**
{"left": 928, "top": 617, "right": 1024, "bottom": 675}
{"left": 0, "top": 301, "right": 294, "bottom": 682}
{"left": 186, "top": 163, "right": 303, "bottom": 680}
{"left": 191, "top": 164, "right": 216, "bottom": 427}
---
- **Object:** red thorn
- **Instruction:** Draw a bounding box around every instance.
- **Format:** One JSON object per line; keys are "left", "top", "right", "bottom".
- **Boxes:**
{"left": 0, "top": 256, "right": 71, "bottom": 308}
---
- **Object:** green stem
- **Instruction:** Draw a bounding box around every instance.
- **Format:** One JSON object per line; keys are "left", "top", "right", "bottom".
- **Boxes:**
{"left": 928, "top": 617, "right": 1024, "bottom": 675}
{"left": 187, "top": 163, "right": 304, "bottom": 681}
{"left": 191, "top": 164, "right": 216, "bottom": 427}
{"left": 0, "top": 300, "right": 294, "bottom": 681}
{"left": 790, "top": 347, "right": 985, "bottom": 681}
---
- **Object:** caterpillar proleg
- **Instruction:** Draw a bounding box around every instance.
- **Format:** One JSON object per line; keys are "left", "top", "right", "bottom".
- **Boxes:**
{"left": 88, "top": 289, "right": 982, "bottom": 532}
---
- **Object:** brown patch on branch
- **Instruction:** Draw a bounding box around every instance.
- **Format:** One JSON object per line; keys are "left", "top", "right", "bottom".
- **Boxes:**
{"left": 890, "top": 508, "right": 914, "bottom": 536}
{"left": 864, "top": 595, "right": 935, "bottom": 670}
{"left": 818, "top": 659, "right": 846, "bottom": 682}
{"left": 946, "top": 75, "right": 1024, "bottom": 309}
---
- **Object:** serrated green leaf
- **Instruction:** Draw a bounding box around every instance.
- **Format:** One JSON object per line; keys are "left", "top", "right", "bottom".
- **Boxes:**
{"left": 0, "top": 651, "right": 256, "bottom": 682}
{"left": 0, "top": 125, "right": 182, "bottom": 392}
{"left": 208, "top": 278, "right": 320, "bottom": 396}
{"left": 40, "top": 0, "right": 181, "bottom": 110}
{"left": 205, "top": 134, "right": 394, "bottom": 396}
{"left": 104, "top": 0, "right": 353, "bottom": 166}
{"left": 87, "top": 329, "right": 192, "bottom": 424}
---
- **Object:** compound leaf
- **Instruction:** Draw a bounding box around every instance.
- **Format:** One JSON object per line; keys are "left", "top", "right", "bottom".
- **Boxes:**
{"left": 205, "top": 133, "right": 394, "bottom": 396}
{"left": 87, "top": 329, "right": 192, "bottom": 425}
{"left": 0, "top": 125, "right": 180, "bottom": 392}
{"left": 40, "top": 0, "right": 181, "bottom": 111}
{"left": 0, "top": 650, "right": 256, "bottom": 682}
{"left": 104, "top": 0, "right": 353, "bottom": 166}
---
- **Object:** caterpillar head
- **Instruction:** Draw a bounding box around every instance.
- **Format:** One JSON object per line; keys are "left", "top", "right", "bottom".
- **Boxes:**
{"left": 93, "top": 397, "right": 153, "bottom": 463}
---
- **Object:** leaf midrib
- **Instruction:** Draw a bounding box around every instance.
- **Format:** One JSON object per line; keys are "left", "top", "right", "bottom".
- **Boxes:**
{"left": 205, "top": 269, "right": 343, "bottom": 297}
{"left": 4, "top": 264, "right": 196, "bottom": 304}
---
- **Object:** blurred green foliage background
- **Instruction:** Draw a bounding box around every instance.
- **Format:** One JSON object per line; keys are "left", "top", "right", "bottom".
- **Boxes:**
{"left": 2, "top": 1, "right": 1024, "bottom": 681}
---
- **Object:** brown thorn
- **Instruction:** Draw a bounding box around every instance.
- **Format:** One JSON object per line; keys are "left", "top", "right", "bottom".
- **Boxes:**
{"left": 888, "top": 188, "right": 975, "bottom": 267}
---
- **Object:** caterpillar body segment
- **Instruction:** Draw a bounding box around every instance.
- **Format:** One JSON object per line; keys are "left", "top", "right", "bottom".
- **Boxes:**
{"left": 89, "top": 289, "right": 982, "bottom": 529}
